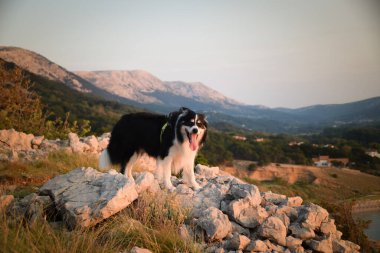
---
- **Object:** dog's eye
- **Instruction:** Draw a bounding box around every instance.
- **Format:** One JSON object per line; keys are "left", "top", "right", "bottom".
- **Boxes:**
{"left": 190, "top": 119, "right": 195, "bottom": 123}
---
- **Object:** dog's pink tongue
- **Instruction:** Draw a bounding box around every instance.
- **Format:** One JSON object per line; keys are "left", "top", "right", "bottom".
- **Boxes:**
{"left": 190, "top": 134, "right": 198, "bottom": 151}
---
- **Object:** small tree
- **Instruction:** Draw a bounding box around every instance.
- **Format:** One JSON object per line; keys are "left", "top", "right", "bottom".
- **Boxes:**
{"left": 0, "top": 67, "right": 45, "bottom": 134}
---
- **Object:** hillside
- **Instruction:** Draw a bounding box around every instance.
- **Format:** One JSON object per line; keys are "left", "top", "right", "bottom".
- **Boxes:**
{"left": 1, "top": 46, "right": 380, "bottom": 133}
{"left": 0, "top": 58, "right": 140, "bottom": 135}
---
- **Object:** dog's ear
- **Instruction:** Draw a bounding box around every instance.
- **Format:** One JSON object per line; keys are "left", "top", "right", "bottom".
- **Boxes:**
{"left": 179, "top": 107, "right": 189, "bottom": 113}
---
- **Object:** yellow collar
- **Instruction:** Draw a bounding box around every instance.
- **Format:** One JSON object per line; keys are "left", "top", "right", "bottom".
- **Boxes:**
{"left": 160, "top": 122, "right": 169, "bottom": 143}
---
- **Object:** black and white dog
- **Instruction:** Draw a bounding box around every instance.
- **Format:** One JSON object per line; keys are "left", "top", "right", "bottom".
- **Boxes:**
{"left": 99, "top": 107, "right": 207, "bottom": 190}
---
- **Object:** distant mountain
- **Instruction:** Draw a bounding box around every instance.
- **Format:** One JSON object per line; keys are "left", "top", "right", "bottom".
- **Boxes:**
{"left": 1, "top": 46, "right": 379, "bottom": 133}
{"left": 0, "top": 58, "right": 140, "bottom": 134}
{"left": 75, "top": 70, "right": 241, "bottom": 112}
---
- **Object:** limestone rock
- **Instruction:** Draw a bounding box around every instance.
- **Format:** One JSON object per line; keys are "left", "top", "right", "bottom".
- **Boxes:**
{"left": 230, "top": 221, "right": 250, "bottom": 237}
{"left": 7, "top": 193, "right": 53, "bottom": 226}
{"left": 196, "top": 207, "right": 232, "bottom": 241}
{"left": 189, "top": 178, "right": 230, "bottom": 218}
{"left": 286, "top": 196, "right": 303, "bottom": 207}
{"left": 332, "top": 239, "right": 360, "bottom": 253}
{"left": 245, "top": 240, "right": 268, "bottom": 252}
{"left": 262, "top": 191, "right": 286, "bottom": 205}
{"left": 259, "top": 216, "right": 287, "bottom": 246}
{"left": 39, "top": 167, "right": 138, "bottom": 229}
{"left": 68, "top": 132, "right": 89, "bottom": 153}
{"left": 298, "top": 203, "right": 329, "bottom": 230}
{"left": 134, "top": 172, "right": 160, "bottom": 194}
{"left": 222, "top": 198, "right": 268, "bottom": 228}
{"left": 31, "top": 136, "right": 44, "bottom": 146}
{"left": 320, "top": 219, "right": 338, "bottom": 238}
{"left": 305, "top": 236, "right": 332, "bottom": 253}
{"left": 289, "top": 223, "right": 316, "bottom": 240}
{"left": 225, "top": 233, "right": 250, "bottom": 250}
{"left": 195, "top": 164, "right": 220, "bottom": 178}
{"left": 286, "top": 236, "right": 303, "bottom": 247}
{"left": 229, "top": 181, "right": 261, "bottom": 206}
{"left": 0, "top": 129, "right": 34, "bottom": 151}
{"left": 83, "top": 135, "right": 98, "bottom": 153}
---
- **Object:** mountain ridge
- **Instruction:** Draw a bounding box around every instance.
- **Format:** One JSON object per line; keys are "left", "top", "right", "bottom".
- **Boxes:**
{"left": 1, "top": 45, "right": 379, "bottom": 133}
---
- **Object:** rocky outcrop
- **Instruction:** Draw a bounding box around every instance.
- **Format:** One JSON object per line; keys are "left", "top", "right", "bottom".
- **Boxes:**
{"left": 174, "top": 165, "right": 360, "bottom": 253}
{"left": 0, "top": 129, "right": 110, "bottom": 162}
{"left": 38, "top": 167, "right": 138, "bottom": 229}
{"left": 4, "top": 158, "right": 361, "bottom": 252}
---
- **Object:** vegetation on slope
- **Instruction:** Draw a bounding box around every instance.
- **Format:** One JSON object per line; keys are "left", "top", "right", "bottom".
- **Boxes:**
{"left": 0, "top": 59, "right": 141, "bottom": 137}
{"left": 198, "top": 125, "right": 380, "bottom": 176}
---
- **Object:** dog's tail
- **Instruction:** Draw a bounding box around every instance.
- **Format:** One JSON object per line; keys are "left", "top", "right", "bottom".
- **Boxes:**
{"left": 99, "top": 149, "right": 111, "bottom": 169}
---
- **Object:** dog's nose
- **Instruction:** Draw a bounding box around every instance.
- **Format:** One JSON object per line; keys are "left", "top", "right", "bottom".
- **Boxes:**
{"left": 192, "top": 128, "right": 198, "bottom": 134}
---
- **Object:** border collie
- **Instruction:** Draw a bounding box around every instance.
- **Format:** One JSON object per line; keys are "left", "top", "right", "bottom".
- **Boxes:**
{"left": 99, "top": 107, "right": 207, "bottom": 190}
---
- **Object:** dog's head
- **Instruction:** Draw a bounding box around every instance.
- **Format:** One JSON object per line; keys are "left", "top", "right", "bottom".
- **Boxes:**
{"left": 169, "top": 107, "right": 208, "bottom": 151}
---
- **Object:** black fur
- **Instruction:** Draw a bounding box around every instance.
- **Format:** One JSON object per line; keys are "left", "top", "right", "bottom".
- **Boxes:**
{"left": 107, "top": 107, "right": 207, "bottom": 174}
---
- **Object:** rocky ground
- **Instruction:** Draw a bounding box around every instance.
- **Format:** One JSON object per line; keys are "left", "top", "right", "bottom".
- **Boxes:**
{"left": 0, "top": 129, "right": 361, "bottom": 252}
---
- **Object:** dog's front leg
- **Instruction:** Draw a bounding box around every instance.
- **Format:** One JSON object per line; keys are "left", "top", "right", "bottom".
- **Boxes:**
{"left": 183, "top": 162, "right": 200, "bottom": 190}
{"left": 158, "top": 157, "right": 175, "bottom": 191}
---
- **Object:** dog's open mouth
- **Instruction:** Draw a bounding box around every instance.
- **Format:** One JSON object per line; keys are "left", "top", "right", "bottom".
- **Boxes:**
{"left": 186, "top": 129, "right": 198, "bottom": 151}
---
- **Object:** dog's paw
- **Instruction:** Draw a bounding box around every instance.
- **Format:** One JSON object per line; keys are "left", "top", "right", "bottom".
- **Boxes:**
{"left": 164, "top": 183, "right": 176, "bottom": 192}
{"left": 192, "top": 183, "right": 201, "bottom": 191}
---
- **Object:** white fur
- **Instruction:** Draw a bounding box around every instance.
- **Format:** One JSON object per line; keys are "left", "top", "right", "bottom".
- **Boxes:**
{"left": 99, "top": 149, "right": 111, "bottom": 169}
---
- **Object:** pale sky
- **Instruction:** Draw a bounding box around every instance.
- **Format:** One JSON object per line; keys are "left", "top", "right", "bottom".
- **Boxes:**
{"left": 1, "top": 0, "right": 380, "bottom": 108}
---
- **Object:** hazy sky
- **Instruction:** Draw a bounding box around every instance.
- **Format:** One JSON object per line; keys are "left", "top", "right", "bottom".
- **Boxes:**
{"left": 1, "top": 0, "right": 380, "bottom": 108}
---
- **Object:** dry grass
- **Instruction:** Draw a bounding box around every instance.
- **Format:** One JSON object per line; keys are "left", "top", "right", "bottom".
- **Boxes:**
{"left": 0, "top": 151, "right": 99, "bottom": 197}
{"left": 0, "top": 151, "right": 200, "bottom": 253}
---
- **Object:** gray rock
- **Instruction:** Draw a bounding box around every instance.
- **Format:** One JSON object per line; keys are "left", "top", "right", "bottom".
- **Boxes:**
{"left": 320, "top": 219, "right": 338, "bottom": 238}
{"left": 289, "top": 223, "right": 316, "bottom": 240}
{"left": 298, "top": 203, "right": 329, "bottom": 230}
{"left": 305, "top": 236, "right": 332, "bottom": 253}
{"left": 264, "top": 239, "right": 285, "bottom": 252}
{"left": 261, "top": 191, "right": 286, "bottom": 205}
{"left": 83, "top": 135, "right": 98, "bottom": 153}
{"left": 289, "top": 245, "right": 305, "bottom": 253}
{"left": 222, "top": 198, "right": 268, "bottom": 228}
{"left": 230, "top": 221, "right": 250, "bottom": 237}
{"left": 224, "top": 233, "right": 250, "bottom": 250}
{"left": 286, "top": 236, "right": 303, "bottom": 247}
{"left": 189, "top": 179, "right": 230, "bottom": 218}
{"left": 332, "top": 239, "right": 360, "bottom": 253}
{"left": 195, "top": 164, "right": 220, "bottom": 178}
{"left": 68, "top": 132, "right": 89, "bottom": 153}
{"left": 196, "top": 207, "right": 232, "bottom": 241}
{"left": 134, "top": 172, "right": 160, "bottom": 194}
{"left": 229, "top": 181, "right": 261, "bottom": 206}
{"left": 31, "top": 136, "right": 44, "bottom": 146}
{"left": 259, "top": 216, "right": 287, "bottom": 246}
{"left": 286, "top": 196, "right": 303, "bottom": 207}
{"left": 7, "top": 193, "right": 53, "bottom": 226}
{"left": 39, "top": 167, "right": 138, "bottom": 229}
{"left": 0, "top": 129, "right": 34, "bottom": 151}
{"left": 245, "top": 239, "right": 268, "bottom": 252}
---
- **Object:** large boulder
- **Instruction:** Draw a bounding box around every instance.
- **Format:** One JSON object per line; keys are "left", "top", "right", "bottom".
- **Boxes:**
{"left": 297, "top": 203, "right": 329, "bottom": 230}
{"left": 222, "top": 198, "right": 268, "bottom": 228}
{"left": 196, "top": 207, "right": 232, "bottom": 241}
{"left": 259, "top": 216, "right": 287, "bottom": 246}
{"left": 39, "top": 167, "right": 138, "bottom": 229}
